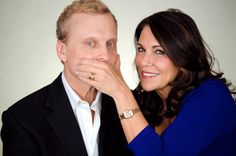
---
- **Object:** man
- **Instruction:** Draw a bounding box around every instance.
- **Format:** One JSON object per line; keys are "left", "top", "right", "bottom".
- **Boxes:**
{"left": 1, "top": 0, "right": 133, "bottom": 156}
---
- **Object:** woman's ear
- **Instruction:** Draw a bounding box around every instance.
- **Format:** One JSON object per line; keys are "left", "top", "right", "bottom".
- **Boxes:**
{"left": 56, "top": 40, "right": 67, "bottom": 63}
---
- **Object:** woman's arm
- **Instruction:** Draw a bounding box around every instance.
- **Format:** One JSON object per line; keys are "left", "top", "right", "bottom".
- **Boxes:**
{"left": 76, "top": 57, "right": 148, "bottom": 142}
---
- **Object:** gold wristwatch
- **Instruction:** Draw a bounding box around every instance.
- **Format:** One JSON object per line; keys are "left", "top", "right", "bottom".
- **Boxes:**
{"left": 120, "top": 108, "right": 140, "bottom": 119}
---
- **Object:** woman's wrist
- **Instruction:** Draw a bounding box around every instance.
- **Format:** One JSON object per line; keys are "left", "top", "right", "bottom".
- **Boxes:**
{"left": 113, "top": 88, "right": 140, "bottom": 113}
{"left": 112, "top": 84, "right": 130, "bottom": 100}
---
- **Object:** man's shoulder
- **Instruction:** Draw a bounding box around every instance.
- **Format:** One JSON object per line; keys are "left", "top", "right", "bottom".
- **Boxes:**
{"left": 6, "top": 74, "right": 62, "bottom": 113}
{"left": 6, "top": 84, "right": 51, "bottom": 114}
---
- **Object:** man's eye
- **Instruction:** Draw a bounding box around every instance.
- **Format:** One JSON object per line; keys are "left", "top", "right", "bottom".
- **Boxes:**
{"left": 86, "top": 41, "right": 95, "bottom": 47}
{"left": 106, "top": 41, "right": 115, "bottom": 48}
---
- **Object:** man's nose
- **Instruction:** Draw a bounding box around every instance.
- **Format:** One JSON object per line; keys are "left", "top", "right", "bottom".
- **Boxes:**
{"left": 96, "top": 47, "right": 109, "bottom": 62}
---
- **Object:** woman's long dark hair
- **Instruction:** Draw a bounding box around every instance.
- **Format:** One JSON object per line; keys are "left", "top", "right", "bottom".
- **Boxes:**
{"left": 134, "top": 9, "right": 236, "bottom": 127}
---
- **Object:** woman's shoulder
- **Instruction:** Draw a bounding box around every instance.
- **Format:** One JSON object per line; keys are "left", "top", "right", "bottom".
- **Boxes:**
{"left": 199, "top": 78, "right": 226, "bottom": 88}
{"left": 183, "top": 79, "right": 235, "bottom": 109}
{"left": 188, "top": 79, "right": 231, "bottom": 97}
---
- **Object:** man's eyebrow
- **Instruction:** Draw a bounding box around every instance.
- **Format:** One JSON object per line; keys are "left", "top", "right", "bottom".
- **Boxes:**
{"left": 107, "top": 38, "right": 117, "bottom": 42}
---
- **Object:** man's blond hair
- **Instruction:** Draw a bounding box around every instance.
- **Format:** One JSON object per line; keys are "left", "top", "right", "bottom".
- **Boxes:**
{"left": 56, "top": 0, "right": 117, "bottom": 42}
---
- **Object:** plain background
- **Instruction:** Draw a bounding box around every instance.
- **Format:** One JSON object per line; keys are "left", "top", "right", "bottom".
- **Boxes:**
{"left": 0, "top": 0, "right": 235, "bottom": 154}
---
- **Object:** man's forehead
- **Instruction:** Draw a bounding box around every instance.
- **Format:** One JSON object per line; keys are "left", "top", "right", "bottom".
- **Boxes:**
{"left": 69, "top": 12, "right": 116, "bottom": 24}
{"left": 78, "top": 35, "right": 117, "bottom": 42}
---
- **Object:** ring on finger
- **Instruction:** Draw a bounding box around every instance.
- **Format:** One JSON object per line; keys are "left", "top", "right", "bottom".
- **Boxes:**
{"left": 89, "top": 72, "right": 96, "bottom": 81}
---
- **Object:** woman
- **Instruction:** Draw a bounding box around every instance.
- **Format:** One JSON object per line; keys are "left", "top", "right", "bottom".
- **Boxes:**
{"left": 77, "top": 9, "right": 236, "bottom": 156}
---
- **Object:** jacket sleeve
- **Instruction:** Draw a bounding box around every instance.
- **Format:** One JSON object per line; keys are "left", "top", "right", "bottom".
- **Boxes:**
{"left": 1, "top": 110, "right": 40, "bottom": 156}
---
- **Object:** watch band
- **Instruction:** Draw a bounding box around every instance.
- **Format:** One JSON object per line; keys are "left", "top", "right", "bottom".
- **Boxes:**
{"left": 119, "top": 107, "right": 140, "bottom": 119}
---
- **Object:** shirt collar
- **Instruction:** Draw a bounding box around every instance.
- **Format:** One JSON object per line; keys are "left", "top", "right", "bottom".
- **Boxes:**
{"left": 61, "top": 72, "right": 101, "bottom": 113}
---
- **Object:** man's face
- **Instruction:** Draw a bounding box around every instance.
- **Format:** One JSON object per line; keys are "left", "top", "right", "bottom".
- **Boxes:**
{"left": 57, "top": 13, "right": 117, "bottom": 84}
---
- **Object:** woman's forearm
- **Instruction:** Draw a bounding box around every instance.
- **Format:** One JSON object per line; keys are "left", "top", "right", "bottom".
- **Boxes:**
{"left": 113, "top": 87, "right": 148, "bottom": 142}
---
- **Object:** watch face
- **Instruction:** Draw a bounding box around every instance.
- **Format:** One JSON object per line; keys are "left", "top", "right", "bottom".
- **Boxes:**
{"left": 124, "top": 110, "right": 133, "bottom": 118}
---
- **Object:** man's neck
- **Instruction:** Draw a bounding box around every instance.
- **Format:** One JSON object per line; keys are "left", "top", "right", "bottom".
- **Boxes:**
{"left": 64, "top": 71, "right": 98, "bottom": 105}
{"left": 80, "top": 87, "right": 98, "bottom": 105}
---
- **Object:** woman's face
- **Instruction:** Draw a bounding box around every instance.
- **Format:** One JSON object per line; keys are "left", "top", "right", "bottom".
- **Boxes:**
{"left": 135, "top": 26, "right": 179, "bottom": 99}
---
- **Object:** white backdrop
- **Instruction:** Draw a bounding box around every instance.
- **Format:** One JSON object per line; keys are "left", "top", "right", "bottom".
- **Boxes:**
{"left": 0, "top": 0, "right": 236, "bottom": 154}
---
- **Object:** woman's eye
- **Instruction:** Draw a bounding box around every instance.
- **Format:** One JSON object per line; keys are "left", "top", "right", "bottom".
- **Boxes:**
{"left": 137, "top": 47, "right": 145, "bottom": 53}
{"left": 154, "top": 50, "right": 165, "bottom": 55}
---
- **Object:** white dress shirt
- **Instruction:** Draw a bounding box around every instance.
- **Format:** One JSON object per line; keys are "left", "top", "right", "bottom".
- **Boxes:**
{"left": 62, "top": 73, "right": 101, "bottom": 156}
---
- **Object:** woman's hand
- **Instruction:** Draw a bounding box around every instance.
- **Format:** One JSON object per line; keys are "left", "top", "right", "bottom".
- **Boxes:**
{"left": 76, "top": 55, "right": 129, "bottom": 99}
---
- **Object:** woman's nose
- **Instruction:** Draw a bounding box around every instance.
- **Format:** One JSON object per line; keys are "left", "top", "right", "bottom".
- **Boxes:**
{"left": 141, "top": 53, "right": 153, "bottom": 66}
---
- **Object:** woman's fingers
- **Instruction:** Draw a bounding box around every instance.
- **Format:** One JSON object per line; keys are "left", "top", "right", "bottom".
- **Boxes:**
{"left": 76, "top": 58, "right": 126, "bottom": 97}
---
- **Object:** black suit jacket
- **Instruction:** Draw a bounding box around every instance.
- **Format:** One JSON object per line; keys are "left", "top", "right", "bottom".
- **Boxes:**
{"left": 1, "top": 74, "right": 133, "bottom": 156}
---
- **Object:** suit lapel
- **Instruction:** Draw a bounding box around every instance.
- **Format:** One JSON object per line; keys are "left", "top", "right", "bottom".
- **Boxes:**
{"left": 99, "top": 94, "right": 132, "bottom": 156}
{"left": 99, "top": 94, "right": 121, "bottom": 156}
{"left": 45, "top": 75, "right": 88, "bottom": 156}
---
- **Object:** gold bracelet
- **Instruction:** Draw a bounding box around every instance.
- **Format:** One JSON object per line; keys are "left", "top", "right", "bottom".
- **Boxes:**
{"left": 119, "top": 108, "right": 140, "bottom": 119}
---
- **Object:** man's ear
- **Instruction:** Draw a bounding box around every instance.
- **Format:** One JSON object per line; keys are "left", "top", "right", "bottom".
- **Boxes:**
{"left": 56, "top": 40, "right": 67, "bottom": 62}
